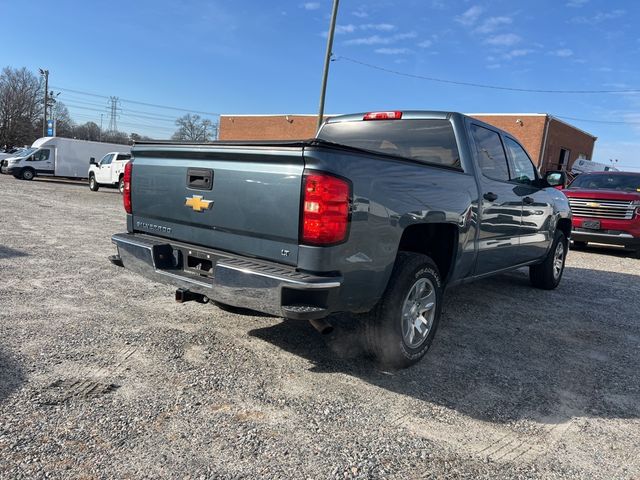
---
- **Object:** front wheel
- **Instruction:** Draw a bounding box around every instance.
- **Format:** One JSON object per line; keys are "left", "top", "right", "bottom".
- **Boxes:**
{"left": 365, "top": 252, "right": 443, "bottom": 369}
{"left": 21, "top": 168, "right": 35, "bottom": 181}
{"left": 529, "top": 230, "right": 567, "bottom": 289}
{"left": 89, "top": 175, "right": 99, "bottom": 191}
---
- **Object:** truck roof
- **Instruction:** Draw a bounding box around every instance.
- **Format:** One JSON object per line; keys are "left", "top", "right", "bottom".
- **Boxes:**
{"left": 324, "top": 111, "right": 454, "bottom": 124}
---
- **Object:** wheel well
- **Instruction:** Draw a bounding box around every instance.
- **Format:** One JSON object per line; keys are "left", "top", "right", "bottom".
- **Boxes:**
{"left": 397, "top": 223, "right": 458, "bottom": 283}
{"left": 89, "top": 172, "right": 95, "bottom": 178}
{"left": 119, "top": 173, "right": 124, "bottom": 180}
{"left": 557, "top": 218, "right": 571, "bottom": 239}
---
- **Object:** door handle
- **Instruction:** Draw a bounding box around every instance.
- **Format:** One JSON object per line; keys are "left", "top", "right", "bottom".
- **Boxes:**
{"left": 523, "top": 196, "right": 534, "bottom": 204}
{"left": 483, "top": 192, "right": 498, "bottom": 202}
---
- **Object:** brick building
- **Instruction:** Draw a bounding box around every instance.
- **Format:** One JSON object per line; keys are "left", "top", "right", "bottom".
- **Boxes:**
{"left": 219, "top": 113, "right": 597, "bottom": 173}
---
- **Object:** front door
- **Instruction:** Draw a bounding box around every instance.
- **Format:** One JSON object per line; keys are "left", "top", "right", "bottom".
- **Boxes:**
{"left": 503, "top": 136, "right": 554, "bottom": 262}
{"left": 96, "top": 153, "right": 114, "bottom": 184}
{"left": 469, "top": 124, "right": 524, "bottom": 275}
{"left": 30, "top": 148, "right": 54, "bottom": 174}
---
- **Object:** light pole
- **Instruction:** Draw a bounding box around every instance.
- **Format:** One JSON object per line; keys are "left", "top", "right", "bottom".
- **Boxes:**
{"left": 316, "top": 0, "right": 339, "bottom": 132}
{"left": 39, "top": 68, "right": 49, "bottom": 137}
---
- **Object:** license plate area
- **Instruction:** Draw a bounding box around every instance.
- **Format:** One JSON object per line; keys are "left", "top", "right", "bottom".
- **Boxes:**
{"left": 183, "top": 248, "right": 219, "bottom": 278}
{"left": 582, "top": 220, "right": 601, "bottom": 230}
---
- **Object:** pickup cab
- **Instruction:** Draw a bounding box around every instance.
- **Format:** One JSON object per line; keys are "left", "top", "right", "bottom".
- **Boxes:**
{"left": 89, "top": 152, "right": 132, "bottom": 192}
{"left": 563, "top": 171, "right": 640, "bottom": 256}
{"left": 110, "top": 111, "right": 571, "bottom": 368}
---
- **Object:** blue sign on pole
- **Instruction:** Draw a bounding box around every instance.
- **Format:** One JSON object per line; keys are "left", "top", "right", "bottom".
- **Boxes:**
{"left": 47, "top": 119, "right": 54, "bottom": 137}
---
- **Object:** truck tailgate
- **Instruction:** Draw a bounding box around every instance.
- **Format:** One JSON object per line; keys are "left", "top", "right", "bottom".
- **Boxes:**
{"left": 130, "top": 144, "right": 304, "bottom": 265}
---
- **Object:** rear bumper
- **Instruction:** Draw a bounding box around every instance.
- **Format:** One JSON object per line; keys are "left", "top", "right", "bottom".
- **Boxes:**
{"left": 111, "top": 233, "right": 342, "bottom": 320}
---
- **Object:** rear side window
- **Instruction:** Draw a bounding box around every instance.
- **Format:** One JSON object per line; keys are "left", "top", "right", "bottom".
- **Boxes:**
{"left": 116, "top": 154, "right": 131, "bottom": 161}
{"left": 470, "top": 124, "right": 510, "bottom": 181}
{"left": 317, "top": 119, "right": 461, "bottom": 170}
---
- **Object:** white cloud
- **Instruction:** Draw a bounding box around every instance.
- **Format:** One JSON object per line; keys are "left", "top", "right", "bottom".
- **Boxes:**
{"left": 552, "top": 48, "right": 574, "bottom": 57}
{"left": 474, "top": 16, "right": 513, "bottom": 34}
{"left": 566, "top": 0, "right": 588, "bottom": 7}
{"left": 484, "top": 33, "right": 521, "bottom": 46}
{"left": 375, "top": 48, "right": 411, "bottom": 55}
{"left": 455, "top": 6, "right": 483, "bottom": 26}
{"left": 323, "top": 23, "right": 396, "bottom": 37}
{"left": 360, "top": 23, "right": 396, "bottom": 31}
{"left": 571, "top": 9, "right": 626, "bottom": 24}
{"left": 417, "top": 40, "right": 433, "bottom": 48}
{"left": 302, "top": 2, "right": 320, "bottom": 10}
{"left": 486, "top": 63, "right": 502, "bottom": 69}
{"left": 344, "top": 31, "right": 416, "bottom": 46}
{"left": 503, "top": 48, "right": 533, "bottom": 60}
{"left": 352, "top": 9, "right": 368, "bottom": 18}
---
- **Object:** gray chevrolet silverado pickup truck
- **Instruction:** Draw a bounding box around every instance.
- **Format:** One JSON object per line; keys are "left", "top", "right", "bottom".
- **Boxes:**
{"left": 110, "top": 111, "right": 571, "bottom": 368}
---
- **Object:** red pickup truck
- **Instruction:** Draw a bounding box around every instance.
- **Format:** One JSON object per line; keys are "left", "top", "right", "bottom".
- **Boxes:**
{"left": 563, "top": 172, "right": 640, "bottom": 256}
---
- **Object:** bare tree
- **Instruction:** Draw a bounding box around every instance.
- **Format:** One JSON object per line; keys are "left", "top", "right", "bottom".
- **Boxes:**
{"left": 172, "top": 114, "right": 215, "bottom": 142}
{"left": 72, "top": 122, "right": 101, "bottom": 141}
{"left": 0, "top": 67, "right": 42, "bottom": 148}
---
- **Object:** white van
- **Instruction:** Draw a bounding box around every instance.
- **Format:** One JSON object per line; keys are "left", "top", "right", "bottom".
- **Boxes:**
{"left": 88, "top": 152, "right": 132, "bottom": 192}
{"left": 4, "top": 137, "right": 131, "bottom": 180}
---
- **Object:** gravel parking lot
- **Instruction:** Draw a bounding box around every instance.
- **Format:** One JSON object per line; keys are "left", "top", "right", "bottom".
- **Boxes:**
{"left": 1, "top": 173, "right": 639, "bottom": 479}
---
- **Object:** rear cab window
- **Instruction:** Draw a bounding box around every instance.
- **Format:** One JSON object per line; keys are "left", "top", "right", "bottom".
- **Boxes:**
{"left": 317, "top": 119, "right": 462, "bottom": 170}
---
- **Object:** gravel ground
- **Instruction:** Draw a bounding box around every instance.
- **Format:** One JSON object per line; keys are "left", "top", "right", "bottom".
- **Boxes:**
{"left": 0, "top": 173, "right": 639, "bottom": 479}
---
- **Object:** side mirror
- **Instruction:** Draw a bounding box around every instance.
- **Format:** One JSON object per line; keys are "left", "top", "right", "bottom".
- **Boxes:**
{"left": 545, "top": 171, "right": 566, "bottom": 189}
{"left": 89, "top": 157, "right": 97, "bottom": 166}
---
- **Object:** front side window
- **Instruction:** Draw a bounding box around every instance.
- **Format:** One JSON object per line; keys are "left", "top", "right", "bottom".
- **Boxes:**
{"left": 32, "top": 149, "right": 50, "bottom": 162}
{"left": 100, "top": 154, "right": 113, "bottom": 165}
{"left": 470, "top": 124, "right": 510, "bottom": 181}
{"left": 504, "top": 137, "right": 537, "bottom": 185}
{"left": 317, "top": 119, "right": 461, "bottom": 170}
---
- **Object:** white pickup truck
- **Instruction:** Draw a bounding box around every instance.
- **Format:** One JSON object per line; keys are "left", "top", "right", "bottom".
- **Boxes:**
{"left": 88, "top": 152, "right": 132, "bottom": 192}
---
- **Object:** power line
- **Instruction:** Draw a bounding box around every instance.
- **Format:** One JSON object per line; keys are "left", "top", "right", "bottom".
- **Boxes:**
{"left": 51, "top": 85, "right": 220, "bottom": 116}
{"left": 555, "top": 115, "right": 640, "bottom": 125}
{"left": 335, "top": 55, "right": 640, "bottom": 94}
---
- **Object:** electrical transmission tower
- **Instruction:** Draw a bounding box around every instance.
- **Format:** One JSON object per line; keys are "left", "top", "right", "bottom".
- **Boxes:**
{"left": 108, "top": 96, "right": 119, "bottom": 132}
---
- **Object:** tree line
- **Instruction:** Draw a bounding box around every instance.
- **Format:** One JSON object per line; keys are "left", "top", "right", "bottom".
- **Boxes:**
{"left": 0, "top": 66, "right": 218, "bottom": 150}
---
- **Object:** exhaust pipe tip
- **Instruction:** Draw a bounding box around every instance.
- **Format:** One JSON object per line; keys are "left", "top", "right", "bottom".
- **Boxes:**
{"left": 309, "top": 318, "right": 333, "bottom": 335}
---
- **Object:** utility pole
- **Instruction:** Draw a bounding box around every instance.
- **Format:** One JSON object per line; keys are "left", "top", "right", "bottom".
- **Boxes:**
{"left": 39, "top": 68, "right": 49, "bottom": 137}
{"left": 316, "top": 0, "right": 339, "bottom": 132}
{"left": 100, "top": 114, "right": 104, "bottom": 141}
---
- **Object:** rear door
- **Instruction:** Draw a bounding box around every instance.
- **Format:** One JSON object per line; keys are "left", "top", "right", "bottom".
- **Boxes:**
{"left": 469, "top": 123, "right": 524, "bottom": 275}
{"left": 130, "top": 144, "right": 305, "bottom": 266}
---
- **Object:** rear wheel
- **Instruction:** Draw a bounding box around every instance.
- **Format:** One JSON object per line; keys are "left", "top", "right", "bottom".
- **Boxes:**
{"left": 89, "top": 175, "right": 99, "bottom": 191}
{"left": 530, "top": 230, "right": 567, "bottom": 289}
{"left": 118, "top": 176, "right": 125, "bottom": 193}
{"left": 21, "top": 168, "right": 35, "bottom": 181}
{"left": 365, "top": 252, "right": 443, "bottom": 369}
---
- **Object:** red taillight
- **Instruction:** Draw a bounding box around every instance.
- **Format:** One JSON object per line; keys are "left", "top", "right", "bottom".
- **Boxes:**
{"left": 301, "top": 172, "right": 350, "bottom": 245}
{"left": 363, "top": 111, "right": 403, "bottom": 121}
{"left": 123, "top": 161, "right": 132, "bottom": 214}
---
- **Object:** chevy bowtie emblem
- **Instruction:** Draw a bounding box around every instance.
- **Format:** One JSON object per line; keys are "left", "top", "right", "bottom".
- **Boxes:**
{"left": 586, "top": 202, "right": 600, "bottom": 208}
{"left": 185, "top": 195, "right": 213, "bottom": 212}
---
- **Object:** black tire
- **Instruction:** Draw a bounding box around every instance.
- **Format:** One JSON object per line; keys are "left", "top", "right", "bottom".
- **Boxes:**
{"left": 572, "top": 240, "right": 587, "bottom": 249}
{"left": 530, "top": 230, "right": 568, "bottom": 290}
{"left": 89, "top": 174, "right": 99, "bottom": 191}
{"left": 118, "top": 176, "right": 125, "bottom": 193}
{"left": 21, "top": 168, "right": 35, "bottom": 181}
{"left": 365, "top": 252, "right": 443, "bottom": 369}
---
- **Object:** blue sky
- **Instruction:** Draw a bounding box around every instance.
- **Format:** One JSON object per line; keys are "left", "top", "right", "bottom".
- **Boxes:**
{"left": 2, "top": 0, "right": 639, "bottom": 169}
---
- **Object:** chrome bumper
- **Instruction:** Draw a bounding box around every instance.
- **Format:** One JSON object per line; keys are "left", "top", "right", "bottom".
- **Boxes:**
{"left": 572, "top": 229, "right": 640, "bottom": 248}
{"left": 111, "top": 233, "right": 342, "bottom": 320}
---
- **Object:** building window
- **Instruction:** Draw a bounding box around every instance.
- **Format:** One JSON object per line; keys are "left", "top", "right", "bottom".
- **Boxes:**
{"left": 558, "top": 148, "right": 570, "bottom": 170}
